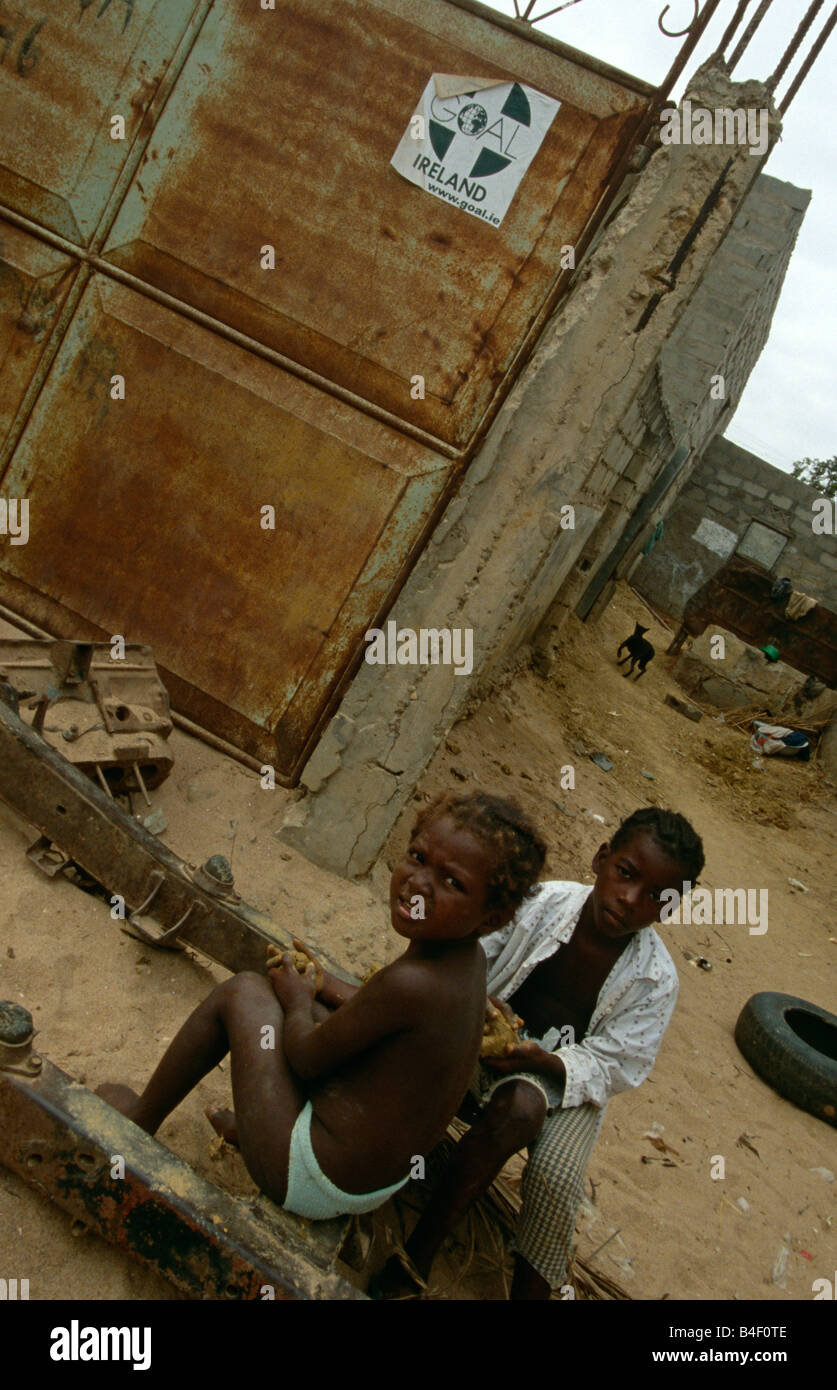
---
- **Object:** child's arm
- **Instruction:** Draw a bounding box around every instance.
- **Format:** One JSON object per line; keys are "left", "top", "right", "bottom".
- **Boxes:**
{"left": 481, "top": 1003, "right": 564, "bottom": 1091}
{"left": 269, "top": 956, "right": 422, "bottom": 1082}
{"left": 317, "top": 971, "right": 360, "bottom": 1010}
{"left": 484, "top": 972, "right": 679, "bottom": 1106}
{"left": 290, "top": 938, "right": 359, "bottom": 1010}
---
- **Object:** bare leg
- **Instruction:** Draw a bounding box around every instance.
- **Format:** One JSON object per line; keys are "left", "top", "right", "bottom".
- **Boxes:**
{"left": 204, "top": 996, "right": 332, "bottom": 1149}
{"left": 372, "top": 1081, "right": 545, "bottom": 1297}
{"left": 97, "top": 971, "right": 305, "bottom": 1204}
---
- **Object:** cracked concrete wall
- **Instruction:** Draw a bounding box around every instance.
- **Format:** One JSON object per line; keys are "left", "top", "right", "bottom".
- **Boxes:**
{"left": 532, "top": 360, "right": 678, "bottom": 644}
{"left": 278, "top": 63, "right": 780, "bottom": 877}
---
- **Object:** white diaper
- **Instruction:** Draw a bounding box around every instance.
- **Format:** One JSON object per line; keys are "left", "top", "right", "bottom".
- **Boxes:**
{"left": 282, "top": 1102, "right": 410, "bottom": 1220}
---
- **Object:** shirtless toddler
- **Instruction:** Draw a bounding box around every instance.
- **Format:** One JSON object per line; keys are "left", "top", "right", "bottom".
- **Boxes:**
{"left": 97, "top": 792, "right": 546, "bottom": 1221}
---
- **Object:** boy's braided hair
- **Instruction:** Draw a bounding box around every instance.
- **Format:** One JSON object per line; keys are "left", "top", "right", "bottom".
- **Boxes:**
{"left": 610, "top": 807, "right": 704, "bottom": 882}
{"left": 411, "top": 790, "right": 547, "bottom": 916}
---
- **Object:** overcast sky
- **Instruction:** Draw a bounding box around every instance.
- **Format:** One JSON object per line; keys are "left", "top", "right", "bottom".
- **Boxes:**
{"left": 487, "top": 0, "right": 836, "bottom": 474}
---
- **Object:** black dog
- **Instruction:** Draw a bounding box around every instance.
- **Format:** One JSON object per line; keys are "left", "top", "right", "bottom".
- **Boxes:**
{"left": 617, "top": 622, "right": 655, "bottom": 679}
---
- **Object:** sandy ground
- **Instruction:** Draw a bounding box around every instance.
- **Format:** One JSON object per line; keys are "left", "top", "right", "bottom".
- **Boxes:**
{"left": 0, "top": 584, "right": 834, "bottom": 1301}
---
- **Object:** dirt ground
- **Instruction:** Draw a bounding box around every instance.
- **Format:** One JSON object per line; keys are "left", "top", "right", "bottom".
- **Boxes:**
{"left": 0, "top": 583, "right": 834, "bottom": 1301}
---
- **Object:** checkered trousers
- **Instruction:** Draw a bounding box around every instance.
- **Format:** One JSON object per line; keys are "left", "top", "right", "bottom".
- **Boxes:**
{"left": 512, "top": 1098, "right": 606, "bottom": 1289}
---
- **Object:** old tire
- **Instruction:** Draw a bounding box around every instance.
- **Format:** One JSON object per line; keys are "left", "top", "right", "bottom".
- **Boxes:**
{"left": 735, "top": 992, "right": 837, "bottom": 1128}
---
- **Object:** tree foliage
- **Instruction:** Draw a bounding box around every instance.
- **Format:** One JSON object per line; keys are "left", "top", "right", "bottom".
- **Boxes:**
{"left": 792, "top": 456, "right": 837, "bottom": 499}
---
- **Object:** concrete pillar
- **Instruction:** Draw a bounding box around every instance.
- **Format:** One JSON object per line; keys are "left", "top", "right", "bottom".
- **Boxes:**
{"left": 278, "top": 63, "right": 780, "bottom": 877}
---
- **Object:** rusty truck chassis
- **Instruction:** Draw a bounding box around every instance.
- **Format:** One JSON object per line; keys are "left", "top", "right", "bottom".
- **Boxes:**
{"left": 0, "top": 691, "right": 364, "bottom": 1299}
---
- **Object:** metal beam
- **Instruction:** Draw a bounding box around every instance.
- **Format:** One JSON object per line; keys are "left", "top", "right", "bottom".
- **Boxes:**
{"left": 0, "top": 693, "right": 357, "bottom": 985}
{"left": 0, "top": 1013, "right": 362, "bottom": 1300}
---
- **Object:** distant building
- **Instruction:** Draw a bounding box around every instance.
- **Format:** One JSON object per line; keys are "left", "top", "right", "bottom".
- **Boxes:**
{"left": 540, "top": 172, "right": 811, "bottom": 633}
{"left": 632, "top": 436, "right": 837, "bottom": 617}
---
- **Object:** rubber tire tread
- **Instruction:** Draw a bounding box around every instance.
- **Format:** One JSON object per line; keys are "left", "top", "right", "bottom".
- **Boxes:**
{"left": 734, "top": 991, "right": 837, "bottom": 1129}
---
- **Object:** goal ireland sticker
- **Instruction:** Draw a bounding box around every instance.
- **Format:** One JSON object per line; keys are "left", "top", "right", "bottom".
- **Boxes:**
{"left": 391, "top": 74, "right": 561, "bottom": 226}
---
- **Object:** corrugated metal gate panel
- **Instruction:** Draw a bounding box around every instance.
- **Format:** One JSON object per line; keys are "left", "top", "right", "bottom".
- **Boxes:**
{"left": 1, "top": 275, "right": 448, "bottom": 772}
{"left": 0, "top": 0, "right": 651, "bottom": 776}
{"left": 0, "top": 220, "right": 78, "bottom": 451}
{"left": 102, "top": 0, "right": 648, "bottom": 447}
{"left": 0, "top": 0, "right": 204, "bottom": 244}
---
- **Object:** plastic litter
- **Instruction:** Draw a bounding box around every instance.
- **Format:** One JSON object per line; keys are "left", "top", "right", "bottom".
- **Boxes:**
{"left": 141, "top": 809, "right": 168, "bottom": 836}
{"left": 770, "top": 1233, "right": 791, "bottom": 1287}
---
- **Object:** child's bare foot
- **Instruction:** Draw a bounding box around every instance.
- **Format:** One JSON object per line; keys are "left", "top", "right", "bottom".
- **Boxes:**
{"left": 95, "top": 1082, "right": 146, "bottom": 1126}
{"left": 205, "top": 1104, "right": 239, "bottom": 1148}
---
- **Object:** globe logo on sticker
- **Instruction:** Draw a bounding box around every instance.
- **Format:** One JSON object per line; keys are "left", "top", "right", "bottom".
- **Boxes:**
{"left": 391, "top": 75, "right": 561, "bottom": 226}
{"left": 429, "top": 83, "right": 534, "bottom": 180}
{"left": 457, "top": 103, "right": 488, "bottom": 135}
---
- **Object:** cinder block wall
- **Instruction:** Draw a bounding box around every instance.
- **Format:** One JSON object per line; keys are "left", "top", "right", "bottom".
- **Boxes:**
{"left": 534, "top": 173, "right": 810, "bottom": 645}
{"left": 633, "top": 437, "right": 837, "bottom": 616}
{"left": 658, "top": 174, "right": 810, "bottom": 455}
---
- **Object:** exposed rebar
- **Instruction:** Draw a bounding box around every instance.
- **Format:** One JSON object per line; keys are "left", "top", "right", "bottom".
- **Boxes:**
{"left": 659, "top": 1, "right": 699, "bottom": 39}
{"left": 634, "top": 157, "right": 734, "bottom": 334}
{"left": 727, "top": 0, "right": 773, "bottom": 71}
{"left": 656, "top": 0, "right": 727, "bottom": 100}
{"left": 779, "top": 1, "right": 837, "bottom": 111}
{"left": 772, "top": 0, "right": 824, "bottom": 87}
{"left": 519, "top": 0, "right": 588, "bottom": 20}
{"left": 715, "top": 0, "right": 754, "bottom": 58}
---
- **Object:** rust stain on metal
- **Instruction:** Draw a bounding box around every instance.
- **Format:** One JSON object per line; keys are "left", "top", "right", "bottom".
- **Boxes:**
{"left": 102, "top": 0, "right": 649, "bottom": 448}
{"left": 0, "top": 0, "right": 654, "bottom": 772}
{"left": 0, "top": 276, "right": 448, "bottom": 775}
{"left": 668, "top": 556, "right": 837, "bottom": 685}
{"left": 0, "top": 1054, "right": 364, "bottom": 1299}
{"left": 0, "top": 0, "right": 205, "bottom": 243}
{"left": 0, "top": 220, "right": 78, "bottom": 450}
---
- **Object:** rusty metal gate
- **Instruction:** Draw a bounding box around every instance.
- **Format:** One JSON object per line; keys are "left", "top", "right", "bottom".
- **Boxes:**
{"left": 0, "top": 0, "right": 653, "bottom": 779}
